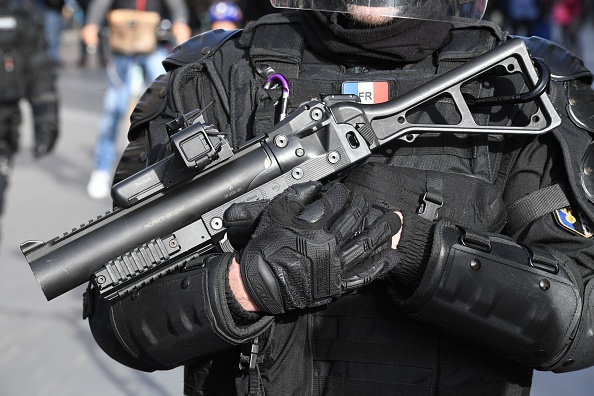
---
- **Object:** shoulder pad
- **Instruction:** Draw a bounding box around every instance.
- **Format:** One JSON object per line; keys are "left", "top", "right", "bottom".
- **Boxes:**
{"left": 517, "top": 36, "right": 594, "bottom": 84}
{"left": 567, "top": 79, "right": 594, "bottom": 134}
{"left": 128, "top": 73, "right": 170, "bottom": 140}
{"left": 162, "top": 29, "right": 242, "bottom": 71}
{"left": 440, "top": 20, "right": 505, "bottom": 60}
{"left": 239, "top": 11, "right": 301, "bottom": 47}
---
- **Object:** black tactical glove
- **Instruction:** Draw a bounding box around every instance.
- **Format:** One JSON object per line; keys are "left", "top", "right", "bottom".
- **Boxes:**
{"left": 228, "top": 181, "right": 401, "bottom": 315}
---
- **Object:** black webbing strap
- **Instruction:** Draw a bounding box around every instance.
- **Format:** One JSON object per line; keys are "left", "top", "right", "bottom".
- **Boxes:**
{"left": 313, "top": 376, "right": 430, "bottom": 396}
{"left": 392, "top": 134, "right": 477, "bottom": 159}
{"left": 314, "top": 371, "right": 525, "bottom": 396}
{"left": 313, "top": 338, "right": 434, "bottom": 366}
{"left": 417, "top": 172, "right": 443, "bottom": 220}
{"left": 436, "top": 27, "right": 499, "bottom": 74}
{"left": 506, "top": 183, "right": 570, "bottom": 235}
{"left": 248, "top": 21, "right": 304, "bottom": 135}
{"left": 239, "top": 337, "right": 265, "bottom": 396}
{"left": 249, "top": 22, "right": 303, "bottom": 80}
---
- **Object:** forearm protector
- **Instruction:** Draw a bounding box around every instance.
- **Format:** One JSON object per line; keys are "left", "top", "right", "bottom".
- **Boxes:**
{"left": 395, "top": 221, "right": 581, "bottom": 369}
{"left": 86, "top": 253, "right": 273, "bottom": 371}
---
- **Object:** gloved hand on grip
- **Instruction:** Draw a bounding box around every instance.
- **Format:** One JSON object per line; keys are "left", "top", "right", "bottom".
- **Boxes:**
{"left": 226, "top": 181, "right": 402, "bottom": 315}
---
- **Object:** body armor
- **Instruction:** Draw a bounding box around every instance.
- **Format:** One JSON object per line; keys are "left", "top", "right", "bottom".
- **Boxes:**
{"left": 93, "top": 11, "right": 594, "bottom": 396}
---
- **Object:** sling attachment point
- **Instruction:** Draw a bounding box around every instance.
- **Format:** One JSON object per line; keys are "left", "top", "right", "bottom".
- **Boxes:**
{"left": 239, "top": 336, "right": 265, "bottom": 396}
{"left": 417, "top": 173, "right": 443, "bottom": 221}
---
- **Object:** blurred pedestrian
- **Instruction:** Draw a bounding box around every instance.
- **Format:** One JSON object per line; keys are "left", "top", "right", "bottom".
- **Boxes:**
{"left": 208, "top": 0, "right": 242, "bottom": 30}
{"left": 81, "top": 0, "right": 191, "bottom": 199}
{"left": 185, "top": 0, "right": 210, "bottom": 34}
{"left": 505, "top": 0, "right": 545, "bottom": 36}
{"left": 551, "top": 0, "right": 583, "bottom": 54}
{"left": 34, "top": 0, "right": 66, "bottom": 65}
{"left": 76, "top": 0, "right": 108, "bottom": 68}
{"left": 0, "top": 0, "right": 59, "bottom": 229}
{"left": 208, "top": 0, "right": 280, "bottom": 30}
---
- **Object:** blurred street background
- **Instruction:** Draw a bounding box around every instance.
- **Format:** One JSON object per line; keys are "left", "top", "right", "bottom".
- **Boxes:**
{"left": 0, "top": 27, "right": 183, "bottom": 396}
{"left": 1, "top": 1, "right": 594, "bottom": 395}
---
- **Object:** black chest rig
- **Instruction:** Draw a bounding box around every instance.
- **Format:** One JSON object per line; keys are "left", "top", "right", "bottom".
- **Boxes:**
{"left": 220, "top": 15, "right": 536, "bottom": 396}
{"left": 228, "top": 14, "right": 510, "bottom": 232}
{"left": 123, "top": 12, "right": 594, "bottom": 396}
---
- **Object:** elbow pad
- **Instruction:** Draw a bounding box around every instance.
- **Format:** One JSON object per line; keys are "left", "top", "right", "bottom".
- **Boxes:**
{"left": 87, "top": 253, "right": 273, "bottom": 371}
{"left": 396, "top": 221, "right": 581, "bottom": 369}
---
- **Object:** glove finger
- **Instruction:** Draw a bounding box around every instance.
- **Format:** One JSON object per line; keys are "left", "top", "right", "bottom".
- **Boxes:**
{"left": 293, "top": 182, "right": 352, "bottom": 226}
{"left": 283, "top": 181, "right": 323, "bottom": 210}
{"left": 223, "top": 200, "right": 270, "bottom": 228}
{"left": 363, "top": 201, "right": 398, "bottom": 228}
{"left": 319, "top": 183, "right": 353, "bottom": 217}
{"left": 269, "top": 181, "right": 322, "bottom": 222}
{"left": 341, "top": 248, "right": 400, "bottom": 292}
{"left": 338, "top": 211, "right": 402, "bottom": 267}
{"left": 224, "top": 200, "right": 270, "bottom": 248}
{"left": 328, "top": 192, "right": 369, "bottom": 243}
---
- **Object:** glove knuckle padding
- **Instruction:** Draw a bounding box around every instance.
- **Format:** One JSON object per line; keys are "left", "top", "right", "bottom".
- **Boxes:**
{"left": 399, "top": 222, "right": 581, "bottom": 368}
{"left": 241, "top": 183, "right": 401, "bottom": 314}
{"left": 242, "top": 225, "right": 342, "bottom": 313}
{"left": 89, "top": 254, "right": 272, "bottom": 369}
{"left": 330, "top": 192, "right": 369, "bottom": 242}
{"left": 340, "top": 211, "right": 400, "bottom": 266}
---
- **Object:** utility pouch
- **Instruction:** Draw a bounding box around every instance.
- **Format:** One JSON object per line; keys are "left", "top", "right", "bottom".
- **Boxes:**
{"left": 107, "top": 9, "right": 160, "bottom": 55}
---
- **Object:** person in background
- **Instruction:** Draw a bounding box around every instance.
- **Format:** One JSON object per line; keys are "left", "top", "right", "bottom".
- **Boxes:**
{"left": 551, "top": 0, "right": 583, "bottom": 55}
{"left": 208, "top": 0, "right": 241, "bottom": 30}
{"left": 83, "top": 0, "right": 594, "bottom": 395}
{"left": 34, "top": 0, "right": 66, "bottom": 65}
{"left": 82, "top": 0, "right": 191, "bottom": 199}
{"left": 184, "top": 0, "right": 210, "bottom": 34}
{"left": 208, "top": 0, "right": 280, "bottom": 30}
{"left": 0, "top": 0, "right": 59, "bottom": 239}
{"left": 76, "top": 0, "right": 108, "bottom": 68}
{"left": 506, "top": 0, "right": 542, "bottom": 36}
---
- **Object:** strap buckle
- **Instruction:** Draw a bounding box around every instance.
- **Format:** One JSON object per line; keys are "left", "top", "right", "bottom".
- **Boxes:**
{"left": 239, "top": 336, "right": 260, "bottom": 373}
{"left": 523, "top": 246, "right": 560, "bottom": 275}
{"left": 417, "top": 192, "right": 442, "bottom": 220}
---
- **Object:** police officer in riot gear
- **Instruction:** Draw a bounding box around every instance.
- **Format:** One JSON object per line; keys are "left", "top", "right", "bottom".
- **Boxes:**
{"left": 0, "top": 0, "right": 59, "bottom": 224}
{"left": 85, "top": 0, "right": 594, "bottom": 394}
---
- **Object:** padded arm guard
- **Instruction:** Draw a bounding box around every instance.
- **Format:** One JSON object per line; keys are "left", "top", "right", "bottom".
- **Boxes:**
{"left": 396, "top": 221, "right": 581, "bottom": 369}
{"left": 87, "top": 253, "right": 273, "bottom": 371}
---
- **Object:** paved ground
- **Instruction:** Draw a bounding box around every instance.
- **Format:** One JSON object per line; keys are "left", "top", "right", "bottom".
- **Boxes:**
{"left": 1, "top": 27, "right": 594, "bottom": 396}
{"left": 0, "top": 30, "right": 182, "bottom": 396}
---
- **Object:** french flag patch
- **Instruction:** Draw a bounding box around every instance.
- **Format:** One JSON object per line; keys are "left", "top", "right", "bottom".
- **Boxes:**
{"left": 342, "top": 81, "right": 389, "bottom": 104}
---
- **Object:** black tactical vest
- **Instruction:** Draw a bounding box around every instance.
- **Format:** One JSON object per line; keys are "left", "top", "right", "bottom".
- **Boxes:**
{"left": 125, "top": 11, "right": 593, "bottom": 395}
{"left": 164, "top": 14, "right": 535, "bottom": 396}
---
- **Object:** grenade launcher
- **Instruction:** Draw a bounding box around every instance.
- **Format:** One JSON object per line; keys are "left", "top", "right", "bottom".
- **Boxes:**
{"left": 21, "top": 38, "right": 561, "bottom": 301}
